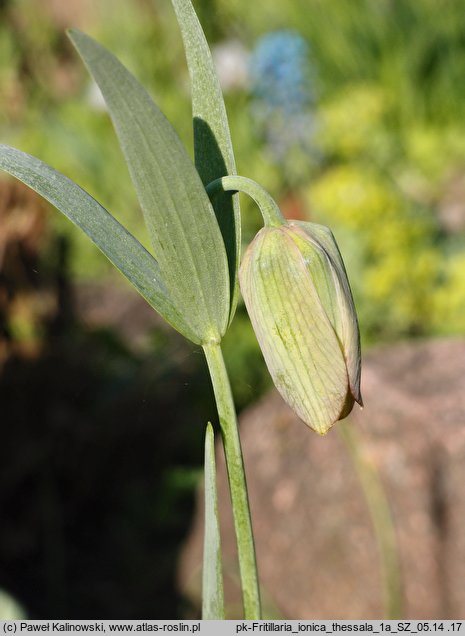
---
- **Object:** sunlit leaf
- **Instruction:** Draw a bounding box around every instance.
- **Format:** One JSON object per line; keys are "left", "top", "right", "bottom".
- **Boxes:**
{"left": 68, "top": 29, "right": 229, "bottom": 344}
{"left": 171, "top": 0, "right": 241, "bottom": 324}
{"left": 0, "top": 145, "right": 199, "bottom": 343}
{"left": 202, "top": 423, "right": 225, "bottom": 620}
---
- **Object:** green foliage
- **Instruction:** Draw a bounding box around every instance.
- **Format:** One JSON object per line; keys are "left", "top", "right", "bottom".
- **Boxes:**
{"left": 68, "top": 29, "right": 230, "bottom": 344}
{"left": 202, "top": 423, "right": 225, "bottom": 619}
{"left": 432, "top": 253, "right": 465, "bottom": 335}
{"left": 307, "top": 74, "right": 465, "bottom": 342}
{"left": 0, "top": 144, "right": 204, "bottom": 343}
{"left": 217, "top": 0, "right": 465, "bottom": 124}
{"left": 4, "top": 0, "right": 462, "bottom": 618}
{"left": 308, "top": 164, "right": 442, "bottom": 341}
{"left": 2, "top": 0, "right": 465, "bottom": 375}
{"left": 315, "top": 84, "right": 393, "bottom": 164}
{"left": 222, "top": 0, "right": 465, "bottom": 345}
{"left": 172, "top": 0, "right": 241, "bottom": 324}
{"left": 1, "top": 4, "right": 262, "bottom": 617}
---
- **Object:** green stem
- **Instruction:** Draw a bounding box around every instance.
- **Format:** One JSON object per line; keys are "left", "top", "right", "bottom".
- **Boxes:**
{"left": 207, "top": 175, "right": 285, "bottom": 228}
{"left": 203, "top": 342, "right": 262, "bottom": 619}
{"left": 339, "top": 422, "right": 403, "bottom": 619}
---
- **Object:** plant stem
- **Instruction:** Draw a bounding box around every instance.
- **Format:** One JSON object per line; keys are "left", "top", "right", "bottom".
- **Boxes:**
{"left": 207, "top": 176, "right": 285, "bottom": 228}
{"left": 339, "top": 422, "right": 403, "bottom": 619}
{"left": 203, "top": 342, "right": 262, "bottom": 619}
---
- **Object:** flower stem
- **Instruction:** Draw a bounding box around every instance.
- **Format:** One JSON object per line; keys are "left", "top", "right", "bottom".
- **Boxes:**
{"left": 203, "top": 342, "right": 262, "bottom": 619}
{"left": 207, "top": 175, "right": 285, "bottom": 228}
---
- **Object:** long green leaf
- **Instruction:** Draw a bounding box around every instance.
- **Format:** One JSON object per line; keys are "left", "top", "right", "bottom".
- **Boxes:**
{"left": 68, "top": 29, "right": 229, "bottom": 344}
{"left": 0, "top": 144, "right": 199, "bottom": 343}
{"left": 170, "top": 0, "right": 241, "bottom": 324}
{"left": 202, "top": 423, "right": 225, "bottom": 620}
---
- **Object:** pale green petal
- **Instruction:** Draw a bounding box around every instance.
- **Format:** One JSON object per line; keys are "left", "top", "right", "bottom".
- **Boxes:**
{"left": 290, "top": 221, "right": 362, "bottom": 405}
{"left": 285, "top": 226, "right": 343, "bottom": 339}
{"left": 240, "top": 227, "right": 348, "bottom": 434}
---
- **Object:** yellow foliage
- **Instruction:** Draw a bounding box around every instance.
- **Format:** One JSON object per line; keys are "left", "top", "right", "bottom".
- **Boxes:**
{"left": 316, "top": 84, "right": 389, "bottom": 160}
{"left": 405, "top": 124, "right": 465, "bottom": 184}
{"left": 432, "top": 254, "right": 465, "bottom": 334}
{"left": 307, "top": 165, "right": 443, "bottom": 338}
{"left": 308, "top": 165, "right": 399, "bottom": 230}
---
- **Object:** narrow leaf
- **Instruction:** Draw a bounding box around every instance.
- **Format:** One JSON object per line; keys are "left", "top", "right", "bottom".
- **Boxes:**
{"left": 0, "top": 145, "right": 199, "bottom": 343}
{"left": 171, "top": 0, "right": 241, "bottom": 324}
{"left": 68, "top": 29, "right": 229, "bottom": 344}
{"left": 202, "top": 423, "right": 225, "bottom": 619}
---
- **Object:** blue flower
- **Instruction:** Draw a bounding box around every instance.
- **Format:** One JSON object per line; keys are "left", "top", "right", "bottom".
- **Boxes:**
{"left": 249, "top": 30, "right": 314, "bottom": 116}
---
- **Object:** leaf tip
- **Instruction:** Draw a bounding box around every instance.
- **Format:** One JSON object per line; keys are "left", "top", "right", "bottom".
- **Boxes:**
{"left": 66, "top": 27, "right": 80, "bottom": 42}
{"left": 205, "top": 421, "right": 214, "bottom": 442}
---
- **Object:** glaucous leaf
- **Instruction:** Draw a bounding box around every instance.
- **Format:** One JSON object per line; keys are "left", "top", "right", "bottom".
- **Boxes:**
{"left": 0, "top": 145, "right": 198, "bottom": 342}
{"left": 171, "top": 0, "right": 241, "bottom": 325}
{"left": 68, "top": 30, "right": 229, "bottom": 344}
{"left": 202, "top": 423, "right": 225, "bottom": 620}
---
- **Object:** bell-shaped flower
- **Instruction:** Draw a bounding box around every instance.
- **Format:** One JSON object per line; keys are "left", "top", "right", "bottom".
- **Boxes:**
{"left": 239, "top": 220, "right": 362, "bottom": 435}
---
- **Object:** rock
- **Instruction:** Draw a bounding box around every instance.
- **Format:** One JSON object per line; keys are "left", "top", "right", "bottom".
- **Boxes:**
{"left": 178, "top": 338, "right": 465, "bottom": 619}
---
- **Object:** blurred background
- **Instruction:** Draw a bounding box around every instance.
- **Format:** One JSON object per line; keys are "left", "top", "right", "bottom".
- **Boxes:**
{"left": 1, "top": 0, "right": 464, "bottom": 619}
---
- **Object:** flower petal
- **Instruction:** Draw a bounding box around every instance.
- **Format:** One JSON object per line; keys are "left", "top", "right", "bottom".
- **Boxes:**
{"left": 240, "top": 227, "right": 348, "bottom": 434}
{"left": 290, "top": 222, "right": 362, "bottom": 406}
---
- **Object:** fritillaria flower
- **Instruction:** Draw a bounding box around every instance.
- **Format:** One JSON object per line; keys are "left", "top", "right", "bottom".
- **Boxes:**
{"left": 240, "top": 220, "right": 362, "bottom": 434}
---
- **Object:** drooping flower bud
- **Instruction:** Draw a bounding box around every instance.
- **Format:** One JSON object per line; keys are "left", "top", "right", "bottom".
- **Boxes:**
{"left": 239, "top": 220, "right": 362, "bottom": 435}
